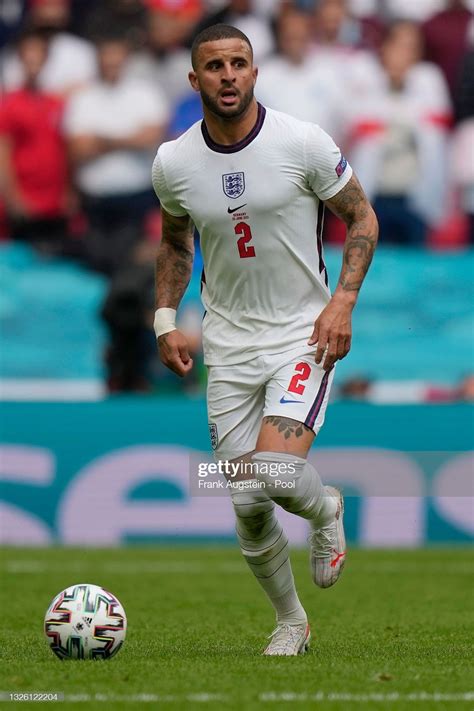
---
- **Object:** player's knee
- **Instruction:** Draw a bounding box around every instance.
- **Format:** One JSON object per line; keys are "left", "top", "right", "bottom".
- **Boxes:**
{"left": 231, "top": 489, "right": 275, "bottom": 540}
{"left": 251, "top": 450, "right": 304, "bottom": 493}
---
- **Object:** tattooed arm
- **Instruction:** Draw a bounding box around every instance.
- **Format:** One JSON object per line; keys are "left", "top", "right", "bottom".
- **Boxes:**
{"left": 156, "top": 208, "right": 194, "bottom": 308}
{"left": 327, "top": 173, "right": 378, "bottom": 296}
{"left": 308, "top": 174, "right": 378, "bottom": 371}
{"left": 155, "top": 208, "right": 195, "bottom": 377}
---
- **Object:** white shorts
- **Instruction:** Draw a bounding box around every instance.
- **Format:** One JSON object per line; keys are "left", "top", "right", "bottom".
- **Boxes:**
{"left": 207, "top": 346, "right": 335, "bottom": 460}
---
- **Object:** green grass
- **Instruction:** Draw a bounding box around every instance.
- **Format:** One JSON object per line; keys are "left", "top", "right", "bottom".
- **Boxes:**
{"left": 0, "top": 547, "right": 473, "bottom": 710}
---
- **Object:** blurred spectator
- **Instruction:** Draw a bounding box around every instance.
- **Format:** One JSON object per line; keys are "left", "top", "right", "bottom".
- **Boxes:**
{"left": 384, "top": 0, "right": 445, "bottom": 23}
{"left": 79, "top": 0, "right": 147, "bottom": 50}
{"left": 308, "top": 0, "right": 385, "bottom": 111}
{"left": 311, "top": 0, "right": 384, "bottom": 53}
{"left": 252, "top": 0, "right": 283, "bottom": 21}
{"left": 0, "top": 0, "right": 26, "bottom": 48}
{"left": 455, "top": 47, "right": 474, "bottom": 122}
{"left": 101, "top": 238, "right": 204, "bottom": 393}
{"left": 64, "top": 34, "right": 169, "bottom": 275}
{"left": 451, "top": 45, "right": 474, "bottom": 243}
{"left": 337, "top": 374, "right": 474, "bottom": 402}
{"left": 101, "top": 240, "right": 157, "bottom": 393}
{"left": 422, "top": 0, "right": 473, "bottom": 103}
{"left": 425, "top": 374, "right": 474, "bottom": 402}
{"left": 2, "top": 0, "right": 97, "bottom": 97}
{"left": 346, "top": 21, "right": 452, "bottom": 244}
{"left": 193, "top": 0, "right": 274, "bottom": 63}
{"left": 257, "top": 8, "right": 344, "bottom": 137}
{"left": 451, "top": 116, "right": 474, "bottom": 243}
{"left": 337, "top": 376, "right": 431, "bottom": 402}
{"left": 346, "top": 0, "right": 377, "bottom": 17}
{"left": 0, "top": 28, "right": 70, "bottom": 252}
{"left": 125, "top": 0, "right": 200, "bottom": 106}
{"left": 338, "top": 375, "right": 373, "bottom": 399}
{"left": 167, "top": 92, "right": 203, "bottom": 139}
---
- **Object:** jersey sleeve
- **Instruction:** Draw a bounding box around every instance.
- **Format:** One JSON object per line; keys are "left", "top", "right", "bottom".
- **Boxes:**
{"left": 151, "top": 147, "right": 188, "bottom": 217}
{"left": 304, "top": 123, "right": 353, "bottom": 201}
{"left": 62, "top": 91, "right": 94, "bottom": 136}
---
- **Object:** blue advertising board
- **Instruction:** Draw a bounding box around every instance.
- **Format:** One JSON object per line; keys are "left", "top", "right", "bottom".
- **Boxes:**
{"left": 1, "top": 400, "right": 472, "bottom": 546}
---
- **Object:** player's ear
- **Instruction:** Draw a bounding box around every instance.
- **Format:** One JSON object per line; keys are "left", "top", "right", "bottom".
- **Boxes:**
{"left": 252, "top": 66, "right": 258, "bottom": 85}
{"left": 188, "top": 71, "right": 200, "bottom": 92}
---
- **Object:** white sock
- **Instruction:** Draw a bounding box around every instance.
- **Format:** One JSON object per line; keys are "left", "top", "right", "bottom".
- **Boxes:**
{"left": 273, "top": 587, "right": 308, "bottom": 626}
{"left": 252, "top": 451, "right": 337, "bottom": 528}
{"left": 231, "top": 487, "right": 307, "bottom": 626}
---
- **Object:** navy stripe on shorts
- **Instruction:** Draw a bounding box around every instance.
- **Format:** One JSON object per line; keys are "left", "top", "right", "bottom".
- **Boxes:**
{"left": 304, "top": 368, "right": 332, "bottom": 429}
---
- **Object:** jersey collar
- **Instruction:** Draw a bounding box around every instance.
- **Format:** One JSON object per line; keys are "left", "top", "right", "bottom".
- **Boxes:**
{"left": 201, "top": 102, "right": 266, "bottom": 154}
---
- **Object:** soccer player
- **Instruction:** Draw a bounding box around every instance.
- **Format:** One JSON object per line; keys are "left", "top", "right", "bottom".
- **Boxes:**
{"left": 152, "top": 24, "right": 378, "bottom": 656}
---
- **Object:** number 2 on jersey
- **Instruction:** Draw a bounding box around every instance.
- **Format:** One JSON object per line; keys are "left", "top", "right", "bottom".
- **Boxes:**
{"left": 234, "top": 222, "right": 256, "bottom": 259}
{"left": 288, "top": 362, "right": 311, "bottom": 395}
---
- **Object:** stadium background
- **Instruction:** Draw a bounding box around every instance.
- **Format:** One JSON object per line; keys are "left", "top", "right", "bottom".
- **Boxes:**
{"left": 1, "top": 0, "right": 472, "bottom": 549}
{"left": 1, "top": 1, "right": 473, "bottom": 706}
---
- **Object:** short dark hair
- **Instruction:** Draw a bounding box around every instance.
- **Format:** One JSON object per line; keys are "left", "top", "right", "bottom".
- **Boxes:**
{"left": 93, "top": 30, "right": 131, "bottom": 48}
{"left": 191, "top": 24, "right": 253, "bottom": 69}
{"left": 14, "top": 25, "right": 49, "bottom": 49}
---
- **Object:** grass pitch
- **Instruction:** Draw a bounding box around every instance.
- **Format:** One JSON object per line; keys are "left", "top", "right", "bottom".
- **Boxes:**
{"left": 0, "top": 547, "right": 473, "bottom": 710}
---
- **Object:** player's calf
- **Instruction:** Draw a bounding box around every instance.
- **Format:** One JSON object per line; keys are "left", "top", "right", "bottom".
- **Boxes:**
{"left": 251, "top": 452, "right": 346, "bottom": 588}
{"left": 231, "top": 486, "right": 307, "bottom": 627}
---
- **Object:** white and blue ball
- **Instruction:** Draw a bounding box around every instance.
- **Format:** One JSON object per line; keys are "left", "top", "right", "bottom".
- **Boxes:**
{"left": 44, "top": 583, "right": 127, "bottom": 660}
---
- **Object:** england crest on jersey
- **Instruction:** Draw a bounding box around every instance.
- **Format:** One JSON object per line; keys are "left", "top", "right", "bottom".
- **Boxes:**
{"left": 222, "top": 172, "right": 245, "bottom": 199}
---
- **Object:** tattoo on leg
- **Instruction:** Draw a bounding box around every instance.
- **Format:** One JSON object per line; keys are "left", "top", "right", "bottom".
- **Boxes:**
{"left": 263, "top": 416, "right": 311, "bottom": 440}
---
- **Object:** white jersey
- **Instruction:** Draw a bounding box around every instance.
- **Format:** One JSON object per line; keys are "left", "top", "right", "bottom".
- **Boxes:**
{"left": 152, "top": 105, "right": 352, "bottom": 365}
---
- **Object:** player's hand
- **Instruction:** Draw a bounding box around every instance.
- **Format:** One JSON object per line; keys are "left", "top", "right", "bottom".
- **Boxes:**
{"left": 157, "top": 329, "right": 193, "bottom": 377}
{"left": 308, "top": 296, "right": 353, "bottom": 371}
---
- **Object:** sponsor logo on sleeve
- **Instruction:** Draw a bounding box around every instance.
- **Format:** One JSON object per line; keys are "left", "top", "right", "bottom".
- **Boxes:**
{"left": 335, "top": 155, "right": 348, "bottom": 177}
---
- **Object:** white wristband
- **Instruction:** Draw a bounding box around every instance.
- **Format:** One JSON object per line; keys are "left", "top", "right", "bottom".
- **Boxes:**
{"left": 153, "top": 308, "right": 177, "bottom": 338}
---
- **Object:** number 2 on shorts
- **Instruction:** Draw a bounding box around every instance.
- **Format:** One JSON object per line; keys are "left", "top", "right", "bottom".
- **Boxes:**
{"left": 288, "top": 362, "right": 311, "bottom": 395}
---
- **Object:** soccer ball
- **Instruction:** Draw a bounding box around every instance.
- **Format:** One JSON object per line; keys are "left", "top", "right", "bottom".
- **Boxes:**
{"left": 44, "top": 583, "right": 127, "bottom": 660}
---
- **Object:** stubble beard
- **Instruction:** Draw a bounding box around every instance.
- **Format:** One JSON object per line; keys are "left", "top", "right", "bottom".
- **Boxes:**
{"left": 201, "top": 85, "right": 255, "bottom": 121}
